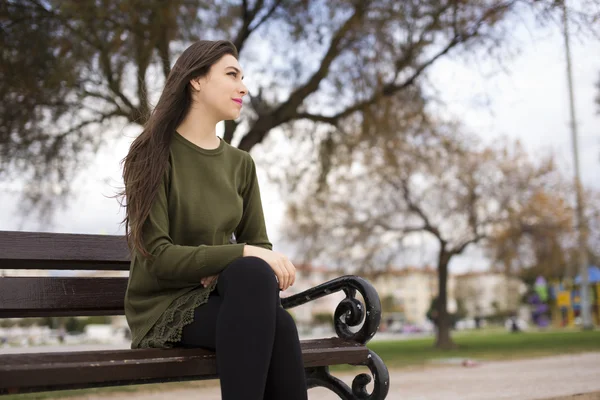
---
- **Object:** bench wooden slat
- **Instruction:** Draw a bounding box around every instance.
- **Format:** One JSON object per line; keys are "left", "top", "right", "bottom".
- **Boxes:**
{"left": 0, "top": 338, "right": 368, "bottom": 394}
{"left": 0, "top": 277, "right": 127, "bottom": 318}
{"left": 0, "top": 231, "right": 130, "bottom": 270}
{"left": 0, "top": 337, "right": 362, "bottom": 364}
{"left": 0, "top": 261, "right": 129, "bottom": 271}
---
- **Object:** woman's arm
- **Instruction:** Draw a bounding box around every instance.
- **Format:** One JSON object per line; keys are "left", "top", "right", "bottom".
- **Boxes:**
{"left": 234, "top": 153, "right": 273, "bottom": 250}
{"left": 141, "top": 167, "right": 245, "bottom": 285}
{"left": 232, "top": 154, "right": 296, "bottom": 290}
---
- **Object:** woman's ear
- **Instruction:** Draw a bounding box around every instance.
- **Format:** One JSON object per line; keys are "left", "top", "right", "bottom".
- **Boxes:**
{"left": 190, "top": 78, "right": 202, "bottom": 92}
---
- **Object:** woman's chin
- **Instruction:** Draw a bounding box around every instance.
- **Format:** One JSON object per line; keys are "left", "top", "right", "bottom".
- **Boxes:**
{"left": 220, "top": 112, "right": 240, "bottom": 122}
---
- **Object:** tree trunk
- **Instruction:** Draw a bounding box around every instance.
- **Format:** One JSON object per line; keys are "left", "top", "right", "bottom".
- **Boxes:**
{"left": 435, "top": 247, "right": 456, "bottom": 349}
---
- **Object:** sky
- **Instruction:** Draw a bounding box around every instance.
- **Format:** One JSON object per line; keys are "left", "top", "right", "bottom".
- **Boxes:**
{"left": 1, "top": 13, "right": 599, "bottom": 274}
{"left": 428, "top": 17, "right": 599, "bottom": 190}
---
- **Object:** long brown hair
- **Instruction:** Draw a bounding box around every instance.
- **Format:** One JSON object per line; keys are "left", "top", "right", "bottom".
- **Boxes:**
{"left": 119, "top": 40, "right": 238, "bottom": 259}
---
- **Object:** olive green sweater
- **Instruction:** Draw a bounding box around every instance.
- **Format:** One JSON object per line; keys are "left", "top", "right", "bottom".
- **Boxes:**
{"left": 124, "top": 132, "right": 272, "bottom": 348}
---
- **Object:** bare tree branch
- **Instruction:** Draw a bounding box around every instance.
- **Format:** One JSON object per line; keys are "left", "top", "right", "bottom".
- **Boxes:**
{"left": 251, "top": 0, "right": 284, "bottom": 32}
{"left": 237, "top": 2, "right": 368, "bottom": 150}
{"left": 398, "top": 178, "right": 442, "bottom": 239}
{"left": 295, "top": 113, "right": 338, "bottom": 126}
{"left": 299, "top": 1, "right": 515, "bottom": 125}
{"left": 451, "top": 234, "right": 486, "bottom": 255}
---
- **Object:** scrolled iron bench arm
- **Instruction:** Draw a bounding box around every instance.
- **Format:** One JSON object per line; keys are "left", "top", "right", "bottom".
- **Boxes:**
{"left": 281, "top": 275, "right": 382, "bottom": 345}
{"left": 282, "top": 275, "right": 390, "bottom": 399}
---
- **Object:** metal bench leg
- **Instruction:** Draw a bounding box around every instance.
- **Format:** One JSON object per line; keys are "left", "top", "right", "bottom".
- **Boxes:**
{"left": 306, "top": 350, "right": 389, "bottom": 399}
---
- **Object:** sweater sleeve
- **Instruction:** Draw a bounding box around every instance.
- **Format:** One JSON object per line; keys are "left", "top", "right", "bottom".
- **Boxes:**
{"left": 235, "top": 154, "right": 273, "bottom": 250}
{"left": 141, "top": 164, "right": 245, "bottom": 284}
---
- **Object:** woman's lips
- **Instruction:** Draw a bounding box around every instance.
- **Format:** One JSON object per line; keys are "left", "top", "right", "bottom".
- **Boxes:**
{"left": 232, "top": 99, "right": 243, "bottom": 106}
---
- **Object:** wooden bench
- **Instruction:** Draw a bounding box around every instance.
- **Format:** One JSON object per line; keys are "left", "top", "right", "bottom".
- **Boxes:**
{"left": 0, "top": 231, "right": 389, "bottom": 399}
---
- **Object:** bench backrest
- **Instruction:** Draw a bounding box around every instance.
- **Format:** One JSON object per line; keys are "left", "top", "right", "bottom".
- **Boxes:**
{"left": 0, "top": 231, "right": 130, "bottom": 318}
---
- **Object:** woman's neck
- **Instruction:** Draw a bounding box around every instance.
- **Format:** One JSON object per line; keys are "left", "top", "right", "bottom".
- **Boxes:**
{"left": 176, "top": 108, "right": 220, "bottom": 150}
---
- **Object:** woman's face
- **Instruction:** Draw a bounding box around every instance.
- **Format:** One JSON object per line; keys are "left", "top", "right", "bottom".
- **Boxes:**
{"left": 192, "top": 54, "right": 248, "bottom": 121}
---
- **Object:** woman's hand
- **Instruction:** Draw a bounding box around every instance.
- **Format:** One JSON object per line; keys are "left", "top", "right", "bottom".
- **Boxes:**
{"left": 201, "top": 275, "right": 218, "bottom": 287}
{"left": 243, "top": 245, "right": 296, "bottom": 291}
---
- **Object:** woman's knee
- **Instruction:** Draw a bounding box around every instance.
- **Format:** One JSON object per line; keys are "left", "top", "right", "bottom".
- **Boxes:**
{"left": 275, "top": 307, "right": 299, "bottom": 336}
{"left": 220, "top": 256, "right": 278, "bottom": 291}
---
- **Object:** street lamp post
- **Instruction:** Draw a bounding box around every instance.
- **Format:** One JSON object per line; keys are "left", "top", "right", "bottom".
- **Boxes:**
{"left": 561, "top": 0, "right": 593, "bottom": 329}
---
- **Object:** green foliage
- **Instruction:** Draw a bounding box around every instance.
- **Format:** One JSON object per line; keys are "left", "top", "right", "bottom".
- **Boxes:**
{"left": 0, "top": 319, "right": 17, "bottom": 328}
{"left": 381, "top": 294, "right": 403, "bottom": 313}
{"left": 87, "top": 316, "right": 112, "bottom": 325}
{"left": 0, "top": 316, "right": 113, "bottom": 333}
{"left": 64, "top": 316, "right": 112, "bottom": 333}
{"left": 0, "top": 318, "right": 48, "bottom": 328}
{"left": 64, "top": 317, "right": 85, "bottom": 333}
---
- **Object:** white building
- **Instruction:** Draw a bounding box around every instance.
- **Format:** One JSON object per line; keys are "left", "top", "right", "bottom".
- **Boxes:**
{"left": 454, "top": 271, "right": 526, "bottom": 317}
{"left": 285, "top": 264, "right": 526, "bottom": 328}
{"left": 368, "top": 266, "right": 458, "bottom": 326}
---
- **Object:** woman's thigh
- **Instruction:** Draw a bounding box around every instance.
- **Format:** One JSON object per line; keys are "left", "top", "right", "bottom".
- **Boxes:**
{"left": 179, "top": 293, "right": 223, "bottom": 350}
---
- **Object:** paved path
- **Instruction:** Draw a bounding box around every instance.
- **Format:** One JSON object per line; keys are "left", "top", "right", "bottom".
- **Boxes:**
{"left": 53, "top": 352, "right": 600, "bottom": 400}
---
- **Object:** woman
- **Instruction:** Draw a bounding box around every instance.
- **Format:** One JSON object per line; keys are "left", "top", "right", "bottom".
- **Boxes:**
{"left": 120, "top": 40, "right": 308, "bottom": 400}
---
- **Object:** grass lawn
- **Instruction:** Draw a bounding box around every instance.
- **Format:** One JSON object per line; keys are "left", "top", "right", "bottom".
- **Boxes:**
{"left": 366, "top": 328, "right": 600, "bottom": 370}
{"left": 4, "top": 329, "right": 599, "bottom": 399}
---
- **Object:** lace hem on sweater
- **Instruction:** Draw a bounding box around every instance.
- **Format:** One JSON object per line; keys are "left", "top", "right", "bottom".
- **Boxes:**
{"left": 137, "top": 279, "right": 218, "bottom": 349}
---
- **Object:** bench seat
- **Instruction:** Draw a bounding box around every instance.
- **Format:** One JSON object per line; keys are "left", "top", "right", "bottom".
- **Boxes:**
{"left": 0, "top": 338, "right": 367, "bottom": 394}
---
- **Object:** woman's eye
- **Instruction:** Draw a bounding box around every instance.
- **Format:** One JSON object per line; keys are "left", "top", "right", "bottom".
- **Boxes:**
{"left": 227, "top": 72, "right": 237, "bottom": 77}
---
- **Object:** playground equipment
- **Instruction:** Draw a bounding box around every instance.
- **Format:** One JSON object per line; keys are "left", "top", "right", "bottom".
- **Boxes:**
{"left": 550, "top": 266, "right": 600, "bottom": 327}
{"left": 528, "top": 276, "right": 551, "bottom": 327}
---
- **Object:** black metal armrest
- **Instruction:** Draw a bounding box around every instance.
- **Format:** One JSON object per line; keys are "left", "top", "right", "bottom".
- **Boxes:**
{"left": 282, "top": 275, "right": 389, "bottom": 399}
{"left": 281, "top": 275, "right": 382, "bottom": 345}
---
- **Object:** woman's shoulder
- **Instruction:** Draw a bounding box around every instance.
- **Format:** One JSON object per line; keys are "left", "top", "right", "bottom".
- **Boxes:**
{"left": 223, "top": 140, "right": 254, "bottom": 164}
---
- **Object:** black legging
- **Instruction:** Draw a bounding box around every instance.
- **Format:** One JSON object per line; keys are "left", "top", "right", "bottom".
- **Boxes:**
{"left": 179, "top": 256, "right": 308, "bottom": 400}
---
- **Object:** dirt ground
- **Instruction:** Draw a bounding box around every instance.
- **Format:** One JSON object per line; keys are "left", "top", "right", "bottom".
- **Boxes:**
{"left": 61, "top": 352, "right": 600, "bottom": 400}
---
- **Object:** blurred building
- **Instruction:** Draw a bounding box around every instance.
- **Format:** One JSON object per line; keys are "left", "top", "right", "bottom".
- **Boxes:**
{"left": 282, "top": 264, "right": 526, "bottom": 328}
{"left": 370, "top": 267, "right": 437, "bottom": 325}
{"left": 454, "top": 271, "right": 526, "bottom": 318}
{"left": 284, "top": 264, "right": 455, "bottom": 327}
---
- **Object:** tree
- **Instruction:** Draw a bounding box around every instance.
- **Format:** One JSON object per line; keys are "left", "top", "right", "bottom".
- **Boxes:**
{"left": 3, "top": 0, "right": 598, "bottom": 219}
{"left": 283, "top": 116, "right": 560, "bottom": 349}
{"left": 427, "top": 296, "right": 463, "bottom": 328}
{"left": 487, "top": 189, "right": 574, "bottom": 281}
{"left": 487, "top": 183, "right": 600, "bottom": 284}
{"left": 2, "top": 0, "right": 204, "bottom": 217}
